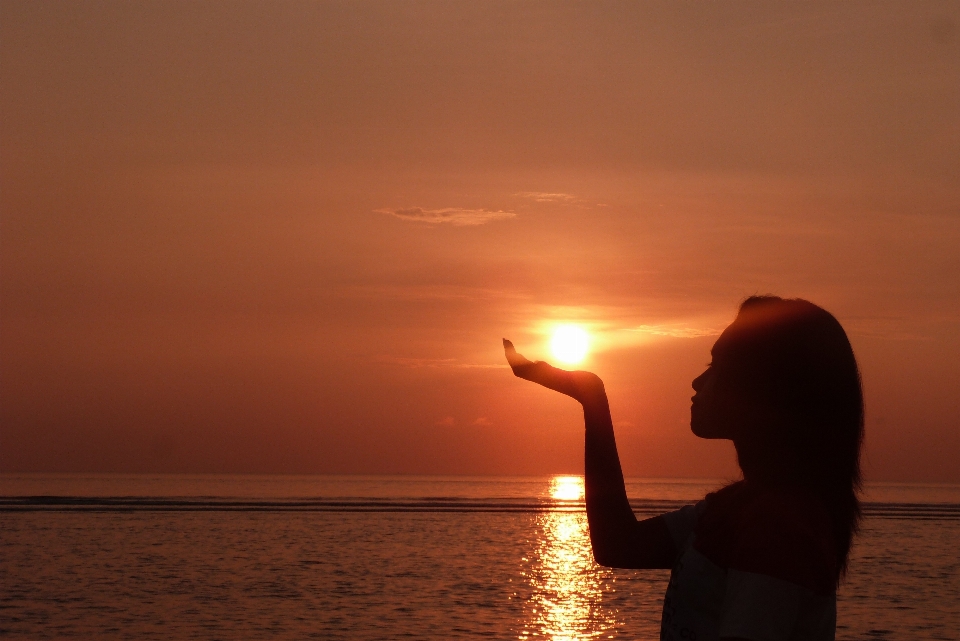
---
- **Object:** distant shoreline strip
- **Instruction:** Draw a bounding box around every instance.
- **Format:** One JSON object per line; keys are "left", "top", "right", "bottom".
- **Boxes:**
{"left": 0, "top": 497, "right": 957, "bottom": 519}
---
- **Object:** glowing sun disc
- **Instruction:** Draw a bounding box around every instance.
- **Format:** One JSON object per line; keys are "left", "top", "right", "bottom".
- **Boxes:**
{"left": 550, "top": 325, "right": 589, "bottom": 364}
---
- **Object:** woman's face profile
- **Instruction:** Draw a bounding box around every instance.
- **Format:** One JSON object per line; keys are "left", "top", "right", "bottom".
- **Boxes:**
{"left": 691, "top": 364, "right": 726, "bottom": 439}
{"left": 690, "top": 330, "right": 741, "bottom": 441}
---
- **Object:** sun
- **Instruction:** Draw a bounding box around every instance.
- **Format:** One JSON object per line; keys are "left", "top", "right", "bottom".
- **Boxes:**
{"left": 550, "top": 325, "right": 589, "bottom": 365}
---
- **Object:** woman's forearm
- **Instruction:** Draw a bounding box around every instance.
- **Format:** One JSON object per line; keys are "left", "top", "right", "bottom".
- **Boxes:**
{"left": 502, "top": 340, "right": 674, "bottom": 568}
{"left": 581, "top": 390, "right": 639, "bottom": 563}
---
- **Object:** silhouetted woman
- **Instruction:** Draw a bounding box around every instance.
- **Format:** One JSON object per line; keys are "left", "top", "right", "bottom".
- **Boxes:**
{"left": 504, "top": 296, "right": 863, "bottom": 641}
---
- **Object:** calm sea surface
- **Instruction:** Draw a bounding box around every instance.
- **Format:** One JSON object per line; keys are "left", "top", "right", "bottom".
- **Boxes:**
{"left": 1, "top": 475, "right": 958, "bottom": 640}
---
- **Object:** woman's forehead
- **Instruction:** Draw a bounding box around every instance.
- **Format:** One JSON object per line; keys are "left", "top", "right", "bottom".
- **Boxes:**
{"left": 710, "top": 326, "right": 738, "bottom": 358}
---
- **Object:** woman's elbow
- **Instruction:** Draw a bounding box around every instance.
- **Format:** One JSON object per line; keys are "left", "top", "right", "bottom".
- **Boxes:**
{"left": 590, "top": 544, "right": 633, "bottom": 569}
{"left": 592, "top": 553, "right": 620, "bottom": 568}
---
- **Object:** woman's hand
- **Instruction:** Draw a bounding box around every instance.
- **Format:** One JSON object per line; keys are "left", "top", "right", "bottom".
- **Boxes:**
{"left": 503, "top": 339, "right": 605, "bottom": 405}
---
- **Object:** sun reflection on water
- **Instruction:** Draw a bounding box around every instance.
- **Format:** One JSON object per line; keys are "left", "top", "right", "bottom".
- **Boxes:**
{"left": 551, "top": 476, "right": 585, "bottom": 502}
{"left": 520, "top": 476, "right": 619, "bottom": 640}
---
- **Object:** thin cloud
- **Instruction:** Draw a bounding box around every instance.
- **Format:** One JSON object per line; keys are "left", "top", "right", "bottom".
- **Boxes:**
{"left": 379, "top": 356, "right": 507, "bottom": 369}
{"left": 345, "top": 284, "right": 523, "bottom": 302}
{"left": 624, "top": 325, "right": 722, "bottom": 338}
{"left": 436, "top": 416, "right": 456, "bottom": 427}
{"left": 378, "top": 357, "right": 457, "bottom": 368}
{"left": 515, "top": 192, "right": 578, "bottom": 203}
{"left": 471, "top": 417, "right": 492, "bottom": 426}
{"left": 375, "top": 207, "right": 515, "bottom": 226}
{"left": 844, "top": 317, "right": 936, "bottom": 342}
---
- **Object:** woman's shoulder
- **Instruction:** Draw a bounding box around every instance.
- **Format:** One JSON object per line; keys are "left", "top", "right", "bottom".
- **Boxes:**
{"left": 695, "top": 482, "right": 837, "bottom": 595}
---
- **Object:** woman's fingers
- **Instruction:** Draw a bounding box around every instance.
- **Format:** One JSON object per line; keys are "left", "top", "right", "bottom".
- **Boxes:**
{"left": 503, "top": 339, "right": 540, "bottom": 381}
{"left": 503, "top": 338, "right": 544, "bottom": 381}
{"left": 503, "top": 338, "right": 533, "bottom": 370}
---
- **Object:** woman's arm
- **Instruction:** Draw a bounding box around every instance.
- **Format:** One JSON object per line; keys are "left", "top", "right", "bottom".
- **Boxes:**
{"left": 504, "top": 339, "right": 676, "bottom": 569}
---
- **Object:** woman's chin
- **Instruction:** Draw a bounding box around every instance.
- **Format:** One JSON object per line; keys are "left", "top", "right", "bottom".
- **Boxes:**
{"left": 690, "top": 419, "right": 708, "bottom": 438}
{"left": 691, "top": 418, "right": 728, "bottom": 440}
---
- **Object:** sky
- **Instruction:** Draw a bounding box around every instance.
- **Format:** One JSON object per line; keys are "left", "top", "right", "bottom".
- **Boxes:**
{"left": 2, "top": 1, "right": 958, "bottom": 481}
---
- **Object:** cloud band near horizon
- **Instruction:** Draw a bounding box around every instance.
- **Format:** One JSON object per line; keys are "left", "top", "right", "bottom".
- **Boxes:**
{"left": 376, "top": 207, "right": 515, "bottom": 226}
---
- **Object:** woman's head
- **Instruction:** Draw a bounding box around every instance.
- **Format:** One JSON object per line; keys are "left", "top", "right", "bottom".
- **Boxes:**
{"left": 691, "top": 295, "right": 864, "bottom": 577}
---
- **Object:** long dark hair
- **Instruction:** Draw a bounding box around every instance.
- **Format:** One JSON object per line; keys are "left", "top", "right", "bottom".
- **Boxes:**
{"left": 718, "top": 295, "right": 864, "bottom": 580}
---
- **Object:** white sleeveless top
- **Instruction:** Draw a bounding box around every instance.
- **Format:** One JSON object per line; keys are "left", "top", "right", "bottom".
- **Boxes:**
{"left": 660, "top": 489, "right": 837, "bottom": 641}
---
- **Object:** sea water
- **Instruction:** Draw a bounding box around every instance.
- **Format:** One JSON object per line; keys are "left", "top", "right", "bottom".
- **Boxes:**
{"left": 1, "top": 475, "right": 958, "bottom": 640}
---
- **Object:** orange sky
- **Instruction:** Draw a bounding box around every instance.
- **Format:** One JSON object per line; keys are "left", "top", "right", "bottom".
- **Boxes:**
{"left": 2, "top": 1, "right": 958, "bottom": 481}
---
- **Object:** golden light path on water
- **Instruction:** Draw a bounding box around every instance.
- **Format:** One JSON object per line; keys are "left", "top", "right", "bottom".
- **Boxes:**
{"left": 520, "top": 476, "right": 620, "bottom": 640}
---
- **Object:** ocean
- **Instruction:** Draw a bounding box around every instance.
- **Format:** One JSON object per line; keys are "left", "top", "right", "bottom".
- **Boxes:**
{"left": 1, "top": 474, "right": 958, "bottom": 640}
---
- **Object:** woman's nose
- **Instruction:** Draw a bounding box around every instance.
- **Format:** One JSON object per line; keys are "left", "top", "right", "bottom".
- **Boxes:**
{"left": 692, "top": 370, "right": 707, "bottom": 392}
